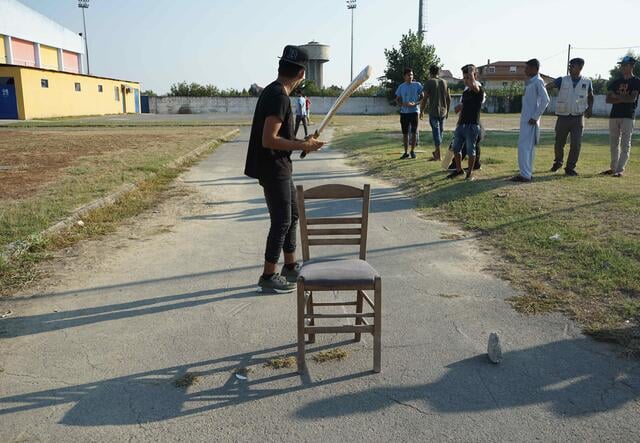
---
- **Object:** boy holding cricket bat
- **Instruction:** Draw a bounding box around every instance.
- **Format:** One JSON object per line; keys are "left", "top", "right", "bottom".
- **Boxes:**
{"left": 244, "top": 45, "right": 324, "bottom": 294}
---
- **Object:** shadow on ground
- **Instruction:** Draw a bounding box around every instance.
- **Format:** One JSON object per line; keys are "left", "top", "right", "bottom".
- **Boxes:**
{"left": 0, "top": 341, "right": 369, "bottom": 426}
{"left": 1, "top": 338, "right": 637, "bottom": 426}
{"left": 296, "top": 338, "right": 640, "bottom": 420}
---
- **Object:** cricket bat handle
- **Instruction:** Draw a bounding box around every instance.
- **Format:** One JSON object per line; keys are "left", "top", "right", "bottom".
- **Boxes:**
{"left": 299, "top": 130, "right": 320, "bottom": 159}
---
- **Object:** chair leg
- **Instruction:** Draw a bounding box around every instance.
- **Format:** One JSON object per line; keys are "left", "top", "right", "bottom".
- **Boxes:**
{"left": 307, "top": 291, "right": 316, "bottom": 343}
{"left": 373, "top": 277, "right": 382, "bottom": 373}
{"left": 355, "top": 290, "right": 364, "bottom": 342}
{"left": 297, "top": 284, "right": 306, "bottom": 374}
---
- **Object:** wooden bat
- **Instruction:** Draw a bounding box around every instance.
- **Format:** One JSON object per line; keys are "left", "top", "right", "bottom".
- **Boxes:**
{"left": 300, "top": 65, "right": 373, "bottom": 158}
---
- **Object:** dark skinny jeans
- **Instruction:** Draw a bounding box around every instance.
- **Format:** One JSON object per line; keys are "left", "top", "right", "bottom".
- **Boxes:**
{"left": 260, "top": 176, "right": 298, "bottom": 264}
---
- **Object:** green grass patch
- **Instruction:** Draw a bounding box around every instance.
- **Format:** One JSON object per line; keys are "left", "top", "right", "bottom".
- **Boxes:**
{"left": 333, "top": 129, "right": 640, "bottom": 350}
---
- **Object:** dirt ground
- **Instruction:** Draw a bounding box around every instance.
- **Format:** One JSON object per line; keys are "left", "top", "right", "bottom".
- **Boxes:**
{"left": 0, "top": 127, "right": 230, "bottom": 200}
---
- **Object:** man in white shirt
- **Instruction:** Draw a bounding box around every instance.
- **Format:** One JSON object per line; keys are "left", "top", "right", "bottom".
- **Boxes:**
{"left": 511, "top": 59, "right": 550, "bottom": 183}
{"left": 294, "top": 91, "right": 308, "bottom": 137}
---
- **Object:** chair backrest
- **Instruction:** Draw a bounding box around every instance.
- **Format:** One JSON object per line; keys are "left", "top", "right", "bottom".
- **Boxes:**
{"left": 297, "top": 184, "right": 371, "bottom": 261}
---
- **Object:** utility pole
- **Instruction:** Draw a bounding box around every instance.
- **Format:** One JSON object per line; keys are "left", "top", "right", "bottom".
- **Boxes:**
{"left": 78, "top": 0, "right": 90, "bottom": 75}
{"left": 347, "top": 0, "right": 357, "bottom": 81}
{"left": 566, "top": 44, "right": 571, "bottom": 75}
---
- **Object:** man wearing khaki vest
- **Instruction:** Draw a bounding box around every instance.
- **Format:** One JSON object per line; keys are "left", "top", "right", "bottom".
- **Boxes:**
{"left": 546, "top": 58, "right": 594, "bottom": 176}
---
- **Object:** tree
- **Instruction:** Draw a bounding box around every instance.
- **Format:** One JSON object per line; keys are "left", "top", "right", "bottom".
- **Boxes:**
{"left": 383, "top": 30, "right": 441, "bottom": 100}
{"left": 607, "top": 51, "right": 640, "bottom": 89}
{"left": 591, "top": 75, "right": 608, "bottom": 95}
{"left": 141, "top": 89, "right": 157, "bottom": 97}
{"left": 301, "top": 80, "right": 322, "bottom": 97}
{"left": 352, "top": 84, "right": 386, "bottom": 97}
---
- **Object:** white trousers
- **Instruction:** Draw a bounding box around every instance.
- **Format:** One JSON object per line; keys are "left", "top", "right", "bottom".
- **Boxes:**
{"left": 517, "top": 123, "right": 540, "bottom": 180}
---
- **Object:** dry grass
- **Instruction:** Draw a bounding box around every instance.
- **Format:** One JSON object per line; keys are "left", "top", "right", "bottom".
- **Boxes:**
{"left": 0, "top": 126, "right": 235, "bottom": 295}
{"left": 174, "top": 373, "right": 199, "bottom": 388}
{"left": 330, "top": 113, "right": 611, "bottom": 132}
{"left": 312, "top": 348, "right": 349, "bottom": 363}
{"left": 437, "top": 293, "right": 462, "bottom": 299}
{"left": 264, "top": 356, "right": 297, "bottom": 369}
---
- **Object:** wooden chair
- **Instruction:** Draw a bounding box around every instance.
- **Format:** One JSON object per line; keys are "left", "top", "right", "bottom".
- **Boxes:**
{"left": 296, "top": 184, "right": 381, "bottom": 373}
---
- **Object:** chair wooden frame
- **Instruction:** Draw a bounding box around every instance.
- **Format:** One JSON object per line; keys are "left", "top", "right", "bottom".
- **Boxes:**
{"left": 296, "top": 184, "right": 381, "bottom": 373}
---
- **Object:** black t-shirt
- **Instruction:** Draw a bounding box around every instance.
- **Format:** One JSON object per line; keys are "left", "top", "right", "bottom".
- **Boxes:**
{"left": 609, "top": 76, "right": 640, "bottom": 119}
{"left": 460, "top": 87, "right": 484, "bottom": 125}
{"left": 244, "top": 81, "right": 295, "bottom": 180}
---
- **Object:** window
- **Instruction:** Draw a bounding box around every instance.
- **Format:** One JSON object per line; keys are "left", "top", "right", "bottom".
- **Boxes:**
{"left": 488, "top": 66, "right": 496, "bottom": 74}
{"left": 114, "top": 86, "right": 120, "bottom": 101}
{"left": 510, "top": 66, "right": 517, "bottom": 73}
{"left": 74, "top": 82, "right": 81, "bottom": 92}
{"left": 98, "top": 85, "right": 103, "bottom": 92}
{"left": 41, "top": 79, "right": 49, "bottom": 88}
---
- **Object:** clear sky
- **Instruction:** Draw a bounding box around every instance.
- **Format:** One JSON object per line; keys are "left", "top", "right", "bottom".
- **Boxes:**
{"left": 19, "top": 0, "right": 640, "bottom": 94}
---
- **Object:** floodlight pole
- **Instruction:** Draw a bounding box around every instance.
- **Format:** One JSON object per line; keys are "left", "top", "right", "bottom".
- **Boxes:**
{"left": 78, "top": 0, "right": 90, "bottom": 75}
{"left": 347, "top": 0, "right": 357, "bottom": 81}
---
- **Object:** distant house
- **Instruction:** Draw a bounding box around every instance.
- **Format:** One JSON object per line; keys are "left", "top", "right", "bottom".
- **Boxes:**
{"left": 440, "top": 69, "right": 461, "bottom": 86}
{"left": 477, "top": 60, "right": 554, "bottom": 89}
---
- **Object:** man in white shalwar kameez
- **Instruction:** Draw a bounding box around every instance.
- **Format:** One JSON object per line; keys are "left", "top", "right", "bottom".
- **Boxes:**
{"left": 511, "top": 59, "right": 550, "bottom": 182}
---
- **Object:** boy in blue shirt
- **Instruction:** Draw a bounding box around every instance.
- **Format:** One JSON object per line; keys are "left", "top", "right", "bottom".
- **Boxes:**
{"left": 395, "top": 68, "right": 424, "bottom": 159}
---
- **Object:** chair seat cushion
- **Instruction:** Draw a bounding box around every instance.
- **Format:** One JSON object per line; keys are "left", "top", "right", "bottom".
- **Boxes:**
{"left": 298, "top": 259, "right": 379, "bottom": 288}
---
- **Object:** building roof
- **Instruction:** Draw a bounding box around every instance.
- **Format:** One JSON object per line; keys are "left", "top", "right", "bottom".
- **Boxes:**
{"left": 0, "top": 63, "right": 140, "bottom": 84}
{"left": 440, "top": 69, "right": 461, "bottom": 82}
{"left": 477, "top": 60, "right": 555, "bottom": 84}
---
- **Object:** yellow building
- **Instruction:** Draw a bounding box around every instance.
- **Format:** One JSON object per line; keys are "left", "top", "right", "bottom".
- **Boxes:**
{"left": 0, "top": 1, "right": 141, "bottom": 120}
{"left": 0, "top": 64, "right": 141, "bottom": 120}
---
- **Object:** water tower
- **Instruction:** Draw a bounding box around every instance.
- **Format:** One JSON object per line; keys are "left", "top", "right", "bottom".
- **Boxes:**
{"left": 300, "top": 41, "right": 330, "bottom": 88}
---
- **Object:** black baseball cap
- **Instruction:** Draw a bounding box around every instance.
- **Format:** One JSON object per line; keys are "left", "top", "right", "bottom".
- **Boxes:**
{"left": 280, "top": 45, "right": 309, "bottom": 68}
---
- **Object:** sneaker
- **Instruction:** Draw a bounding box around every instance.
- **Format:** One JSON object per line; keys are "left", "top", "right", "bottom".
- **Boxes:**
{"left": 410, "top": 151, "right": 416, "bottom": 159}
{"left": 565, "top": 169, "right": 578, "bottom": 177}
{"left": 550, "top": 163, "right": 562, "bottom": 172}
{"left": 400, "top": 153, "right": 410, "bottom": 159}
{"left": 464, "top": 173, "right": 476, "bottom": 181}
{"left": 509, "top": 174, "right": 532, "bottom": 183}
{"left": 258, "top": 273, "right": 296, "bottom": 294}
{"left": 446, "top": 170, "right": 464, "bottom": 179}
{"left": 281, "top": 263, "right": 301, "bottom": 283}
{"left": 600, "top": 169, "right": 614, "bottom": 175}
{"left": 613, "top": 172, "right": 624, "bottom": 178}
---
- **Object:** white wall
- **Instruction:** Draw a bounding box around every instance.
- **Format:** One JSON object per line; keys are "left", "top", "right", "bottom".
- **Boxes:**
{"left": 147, "top": 94, "right": 638, "bottom": 117}
{"left": 148, "top": 96, "right": 396, "bottom": 115}
{"left": 549, "top": 95, "right": 639, "bottom": 117}
{"left": 0, "top": 0, "right": 84, "bottom": 54}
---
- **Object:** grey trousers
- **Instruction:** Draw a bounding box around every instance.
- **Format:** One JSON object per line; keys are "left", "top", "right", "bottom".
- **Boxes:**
{"left": 610, "top": 118, "right": 634, "bottom": 173}
{"left": 554, "top": 115, "right": 584, "bottom": 170}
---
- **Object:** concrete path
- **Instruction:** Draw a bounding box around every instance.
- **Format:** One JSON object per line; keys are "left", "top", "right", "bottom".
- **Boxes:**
{"left": 1, "top": 129, "right": 639, "bottom": 442}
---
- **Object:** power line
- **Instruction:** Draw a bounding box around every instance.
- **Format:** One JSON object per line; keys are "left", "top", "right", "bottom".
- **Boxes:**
{"left": 572, "top": 45, "right": 640, "bottom": 51}
{"left": 541, "top": 49, "right": 566, "bottom": 61}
